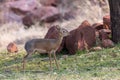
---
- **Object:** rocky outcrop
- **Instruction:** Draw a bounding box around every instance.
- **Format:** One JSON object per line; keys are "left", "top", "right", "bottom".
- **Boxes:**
{"left": 65, "top": 20, "right": 96, "bottom": 54}
{"left": 101, "top": 39, "right": 114, "bottom": 48}
{"left": 40, "top": 0, "right": 58, "bottom": 7}
{"left": 98, "top": 29, "right": 111, "bottom": 40}
{"left": 103, "top": 15, "right": 111, "bottom": 29}
{"left": 1, "top": 0, "right": 61, "bottom": 26}
{"left": 98, "top": 29, "right": 114, "bottom": 48}
{"left": 1, "top": 0, "right": 40, "bottom": 24}
{"left": 92, "top": 23, "right": 104, "bottom": 30}
{"left": 92, "top": 15, "right": 114, "bottom": 48}
{"left": 0, "top": 0, "right": 77, "bottom": 27}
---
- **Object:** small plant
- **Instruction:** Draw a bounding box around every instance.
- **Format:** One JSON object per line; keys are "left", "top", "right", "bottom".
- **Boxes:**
{"left": 76, "top": 50, "right": 86, "bottom": 55}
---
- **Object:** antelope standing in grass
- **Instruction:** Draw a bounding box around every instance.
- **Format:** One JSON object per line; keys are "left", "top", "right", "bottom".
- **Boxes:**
{"left": 23, "top": 25, "right": 69, "bottom": 70}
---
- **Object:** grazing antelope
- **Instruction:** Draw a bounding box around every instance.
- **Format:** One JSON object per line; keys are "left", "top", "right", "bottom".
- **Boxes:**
{"left": 23, "top": 25, "right": 69, "bottom": 70}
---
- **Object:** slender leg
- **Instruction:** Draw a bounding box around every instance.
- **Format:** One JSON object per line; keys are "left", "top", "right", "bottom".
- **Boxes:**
{"left": 23, "top": 52, "right": 32, "bottom": 70}
{"left": 53, "top": 52, "right": 59, "bottom": 69}
{"left": 23, "top": 55, "right": 27, "bottom": 70}
{"left": 48, "top": 53, "right": 52, "bottom": 70}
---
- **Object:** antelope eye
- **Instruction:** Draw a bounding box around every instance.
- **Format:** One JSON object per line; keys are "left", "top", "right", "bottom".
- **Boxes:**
{"left": 63, "top": 30, "right": 65, "bottom": 33}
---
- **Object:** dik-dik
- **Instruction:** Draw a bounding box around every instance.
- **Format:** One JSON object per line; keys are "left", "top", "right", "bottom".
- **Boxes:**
{"left": 23, "top": 26, "right": 69, "bottom": 70}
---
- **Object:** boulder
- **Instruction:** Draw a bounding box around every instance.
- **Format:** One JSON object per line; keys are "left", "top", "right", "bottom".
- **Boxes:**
{"left": 1, "top": 0, "right": 40, "bottom": 24}
{"left": 45, "top": 25, "right": 60, "bottom": 39}
{"left": 101, "top": 39, "right": 114, "bottom": 48}
{"left": 92, "top": 23, "right": 104, "bottom": 30}
{"left": 98, "top": 28, "right": 114, "bottom": 48}
{"left": 22, "top": 13, "right": 35, "bottom": 27}
{"left": 44, "top": 25, "right": 66, "bottom": 53}
{"left": 7, "top": 42, "right": 18, "bottom": 53}
{"left": 0, "top": 0, "right": 74, "bottom": 26}
{"left": 98, "top": 29, "right": 111, "bottom": 40}
{"left": 65, "top": 20, "right": 96, "bottom": 54}
{"left": 2, "top": 0, "right": 60, "bottom": 26}
{"left": 22, "top": 6, "right": 60, "bottom": 27}
{"left": 40, "top": 0, "right": 58, "bottom": 7}
{"left": 0, "top": 2, "right": 22, "bottom": 24}
{"left": 39, "top": 6, "right": 60, "bottom": 22}
{"left": 6, "top": 0, "right": 40, "bottom": 14}
{"left": 103, "top": 15, "right": 111, "bottom": 29}
{"left": 3, "top": 11, "right": 23, "bottom": 23}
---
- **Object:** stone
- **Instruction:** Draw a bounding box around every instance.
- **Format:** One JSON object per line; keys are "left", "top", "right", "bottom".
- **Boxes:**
{"left": 22, "top": 6, "right": 60, "bottom": 27}
{"left": 65, "top": 20, "right": 96, "bottom": 54}
{"left": 101, "top": 39, "right": 114, "bottom": 48}
{"left": 1, "top": 0, "right": 40, "bottom": 24}
{"left": 22, "top": 13, "right": 35, "bottom": 27}
{"left": 7, "top": 42, "right": 18, "bottom": 53}
{"left": 98, "top": 29, "right": 111, "bottom": 40}
{"left": 6, "top": 0, "right": 40, "bottom": 13}
{"left": 40, "top": 0, "right": 58, "bottom": 7}
{"left": 103, "top": 15, "right": 111, "bottom": 29}
{"left": 92, "top": 23, "right": 104, "bottom": 30}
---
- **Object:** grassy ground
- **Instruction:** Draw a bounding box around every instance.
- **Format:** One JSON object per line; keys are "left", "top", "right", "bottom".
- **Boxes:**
{"left": 0, "top": 44, "right": 120, "bottom": 80}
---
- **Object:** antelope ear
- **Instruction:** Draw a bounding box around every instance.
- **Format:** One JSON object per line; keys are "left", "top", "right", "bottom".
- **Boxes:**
{"left": 56, "top": 25, "right": 61, "bottom": 30}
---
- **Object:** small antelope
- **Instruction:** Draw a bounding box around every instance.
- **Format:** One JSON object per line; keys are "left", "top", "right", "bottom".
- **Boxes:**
{"left": 23, "top": 25, "right": 69, "bottom": 70}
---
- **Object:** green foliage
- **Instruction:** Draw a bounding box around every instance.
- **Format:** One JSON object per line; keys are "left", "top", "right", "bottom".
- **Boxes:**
{"left": 1, "top": 44, "right": 120, "bottom": 79}
{"left": 76, "top": 50, "right": 86, "bottom": 55}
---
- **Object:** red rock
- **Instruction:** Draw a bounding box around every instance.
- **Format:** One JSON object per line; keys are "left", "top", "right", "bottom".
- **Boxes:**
{"left": 22, "top": 13, "right": 34, "bottom": 27}
{"left": 65, "top": 20, "right": 96, "bottom": 54}
{"left": 0, "top": 3, "right": 23, "bottom": 24}
{"left": 0, "top": 0, "right": 40, "bottom": 24}
{"left": 92, "top": 23, "right": 104, "bottom": 30}
{"left": 1, "top": 0, "right": 74, "bottom": 26}
{"left": 22, "top": 6, "right": 60, "bottom": 27}
{"left": 40, "top": 0, "right": 58, "bottom": 6}
{"left": 6, "top": 0, "right": 39, "bottom": 13}
{"left": 103, "top": 15, "right": 111, "bottom": 29}
{"left": 7, "top": 42, "right": 18, "bottom": 53}
{"left": 101, "top": 39, "right": 114, "bottom": 48}
{"left": 45, "top": 25, "right": 60, "bottom": 39}
{"left": 31, "top": 6, "right": 60, "bottom": 22}
{"left": 0, "top": 0, "right": 60, "bottom": 26}
{"left": 3, "top": 11, "right": 23, "bottom": 23}
{"left": 98, "top": 29, "right": 111, "bottom": 40}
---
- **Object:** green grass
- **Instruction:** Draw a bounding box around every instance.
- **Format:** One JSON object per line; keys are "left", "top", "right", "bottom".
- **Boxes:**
{"left": 1, "top": 44, "right": 120, "bottom": 80}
